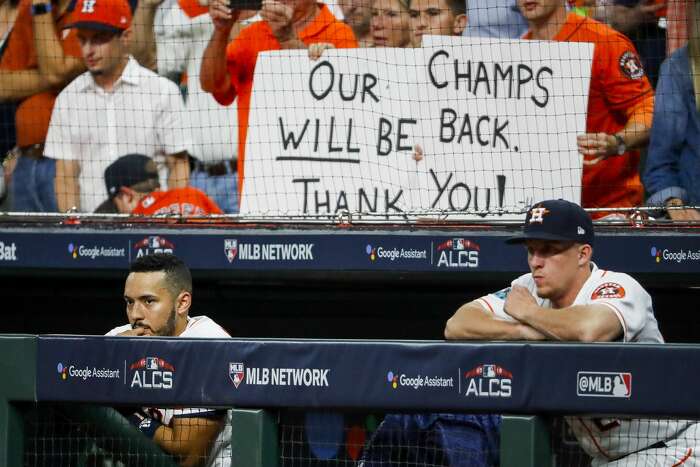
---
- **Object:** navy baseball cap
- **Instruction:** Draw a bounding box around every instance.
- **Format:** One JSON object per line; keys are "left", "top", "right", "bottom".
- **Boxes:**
{"left": 104, "top": 154, "right": 159, "bottom": 199}
{"left": 506, "top": 199, "right": 594, "bottom": 246}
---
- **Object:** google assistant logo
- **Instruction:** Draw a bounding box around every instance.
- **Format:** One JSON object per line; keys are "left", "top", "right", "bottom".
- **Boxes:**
{"left": 57, "top": 362, "right": 68, "bottom": 380}
{"left": 387, "top": 371, "right": 398, "bottom": 389}
{"left": 366, "top": 245, "right": 377, "bottom": 261}
{"left": 68, "top": 243, "right": 78, "bottom": 259}
{"left": 650, "top": 247, "right": 662, "bottom": 263}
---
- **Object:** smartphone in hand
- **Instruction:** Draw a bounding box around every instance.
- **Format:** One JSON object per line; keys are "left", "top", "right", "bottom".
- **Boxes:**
{"left": 229, "top": 0, "right": 261, "bottom": 11}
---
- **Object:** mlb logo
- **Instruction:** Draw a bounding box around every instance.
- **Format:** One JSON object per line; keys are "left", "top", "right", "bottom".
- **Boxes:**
{"left": 482, "top": 365, "right": 496, "bottom": 378}
{"left": 146, "top": 357, "right": 158, "bottom": 370}
{"left": 453, "top": 238, "right": 465, "bottom": 250}
{"left": 148, "top": 236, "right": 161, "bottom": 248}
{"left": 229, "top": 362, "right": 244, "bottom": 388}
{"left": 224, "top": 239, "right": 238, "bottom": 263}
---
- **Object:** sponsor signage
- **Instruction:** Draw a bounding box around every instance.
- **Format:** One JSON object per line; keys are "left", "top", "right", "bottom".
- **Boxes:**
{"left": 365, "top": 244, "right": 428, "bottom": 262}
{"left": 0, "top": 240, "right": 18, "bottom": 261}
{"left": 651, "top": 246, "right": 700, "bottom": 265}
{"left": 129, "top": 357, "right": 175, "bottom": 390}
{"left": 56, "top": 362, "right": 121, "bottom": 382}
{"left": 577, "top": 371, "right": 631, "bottom": 398}
{"left": 228, "top": 363, "right": 330, "bottom": 388}
{"left": 132, "top": 236, "right": 175, "bottom": 258}
{"left": 386, "top": 371, "right": 454, "bottom": 390}
{"left": 463, "top": 364, "right": 512, "bottom": 398}
{"left": 434, "top": 238, "right": 480, "bottom": 269}
{"left": 224, "top": 239, "right": 314, "bottom": 262}
{"left": 68, "top": 242, "right": 126, "bottom": 260}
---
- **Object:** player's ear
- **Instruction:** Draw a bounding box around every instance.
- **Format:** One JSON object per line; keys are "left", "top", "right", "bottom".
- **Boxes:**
{"left": 175, "top": 290, "right": 192, "bottom": 316}
{"left": 578, "top": 244, "right": 592, "bottom": 266}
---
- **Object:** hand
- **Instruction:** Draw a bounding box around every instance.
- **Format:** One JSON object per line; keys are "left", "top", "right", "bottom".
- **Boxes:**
{"left": 668, "top": 207, "right": 700, "bottom": 222}
{"left": 117, "top": 327, "right": 146, "bottom": 337}
{"left": 504, "top": 285, "right": 538, "bottom": 322}
{"left": 412, "top": 144, "right": 424, "bottom": 162}
{"left": 308, "top": 43, "right": 334, "bottom": 60}
{"left": 209, "top": 0, "right": 240, "bottom": 32}
{"left": 261, "top": 0, "right": 294, "bottom": 42}
{"left": 577, "top": 132, "right": 619, "bottom": 165}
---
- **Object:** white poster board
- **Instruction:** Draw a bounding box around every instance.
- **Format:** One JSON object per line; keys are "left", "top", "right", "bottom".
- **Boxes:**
{"left": 241, "top": 37, "right": 593, "bottom": 219}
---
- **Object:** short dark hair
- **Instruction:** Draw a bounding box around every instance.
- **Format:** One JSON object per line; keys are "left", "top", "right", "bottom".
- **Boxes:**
{"left": 447, "top": 0, "right": 465, "bottom": 16}
{"left": 129, "top": 253, "right": 192, "bottom": 296}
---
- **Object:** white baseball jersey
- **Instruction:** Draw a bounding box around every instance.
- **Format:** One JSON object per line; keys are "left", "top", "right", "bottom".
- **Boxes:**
{"left": 478, "top": 264, "right": 697, "bottom": 464}
{"left": 106, "top": 315, "right": 232, "bottom": 467}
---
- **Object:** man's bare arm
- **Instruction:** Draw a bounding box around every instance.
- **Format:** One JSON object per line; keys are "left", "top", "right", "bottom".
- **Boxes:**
{"left": 153, "top": 416, "right": 224, "bottom": 466}
{"left": 55, "top": 159, "right": 80, "bottom": 212}
{"left": 0, "top": 70, "right": 50, "bottom": 101}
{"left": 166, "top": 151, "right": 190, "bottom": 189}
{"left": 32, "top": 4, "right": 85, "bottom": 87}
{"left": 504, "top": 285, "right": 623, "bottom": 342}
{"left": 444, "top": 300, "right": 547, "bottom": 341}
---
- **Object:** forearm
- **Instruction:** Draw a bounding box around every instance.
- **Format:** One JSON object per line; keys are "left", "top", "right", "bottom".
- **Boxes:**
{"left": 32, "top": 10, "right": 84, "bottom": 87}
{"left": 130, "top": 2, "right": 159, "bottom": 70}
{"left": 166, "top": 153, "right": 190, "bottom": 188}
{"left": 445, "top": 304, "right": 533, "bottom": 341}
{"left": 200, "top": 29, "right": 233, "bottom": 94}
{"left": 619, "top": 95, "right": 654, "bottom": 150}
{"left": 152, "top": 418, "right": 222, "bottom": 462}
{"left": 55, "top": 160, "right": 80, "bottom": 212}
{"left": 514, "top": 304, "right": 621, "bottom": 343}
{"left": 0, "top": 70, "right": 50, "bottom": 101}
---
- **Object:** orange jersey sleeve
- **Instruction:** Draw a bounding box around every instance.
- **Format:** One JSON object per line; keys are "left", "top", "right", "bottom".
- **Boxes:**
{"left": 133, "top": 187, "right": 224, "bottom": 216}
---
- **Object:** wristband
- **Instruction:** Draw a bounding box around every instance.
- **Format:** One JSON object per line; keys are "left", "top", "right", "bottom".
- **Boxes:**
{"left": 128, "top": 412, "right": 163, "bottom": 439}
{"left": 31, "top": 3, "right": 52, "bottom": 15}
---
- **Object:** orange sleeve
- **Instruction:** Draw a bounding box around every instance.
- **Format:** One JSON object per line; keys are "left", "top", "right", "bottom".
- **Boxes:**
{"left": 625, "top": 93, "right": 654, "bottom": 128}
{"left": 599, "top": 34, "right": 654, "bottom": 112}
{"left": 324, "top": 23, "right": 358, "bottom": 49}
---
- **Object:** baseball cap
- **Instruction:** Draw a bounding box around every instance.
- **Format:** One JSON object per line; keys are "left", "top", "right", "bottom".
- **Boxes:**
{"left": 64, "top": 0, "right": 132, "bottom": 32}
{"left": 506, "top": 199, "right": 594, "bottom": 246}
{"left": 104, "top": 154, "right": 159, "bottom": 199}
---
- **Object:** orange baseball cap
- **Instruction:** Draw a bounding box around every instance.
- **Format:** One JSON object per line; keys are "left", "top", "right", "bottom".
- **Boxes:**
{"left": 64, "top": 0, "right": 132, "bottom": 32}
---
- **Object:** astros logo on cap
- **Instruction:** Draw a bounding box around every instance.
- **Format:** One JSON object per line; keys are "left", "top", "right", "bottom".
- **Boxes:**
{"left": 528, "top": 207, "right": 550, "bottom": 224}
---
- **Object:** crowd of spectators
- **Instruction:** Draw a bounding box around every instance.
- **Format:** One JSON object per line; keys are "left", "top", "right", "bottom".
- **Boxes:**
{"left": 0, "top": 0, "right": 697, "bottom": 219}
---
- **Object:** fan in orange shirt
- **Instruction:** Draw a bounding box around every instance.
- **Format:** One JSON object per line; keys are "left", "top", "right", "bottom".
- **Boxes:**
{"left": 520, "top": 0, "right": 655, "bottom": 219}
{"left": 200, "top": 0, "right": 358, "bottom": 199}
{"left": 95, "top": 154, "right": 223, "bottom": 216}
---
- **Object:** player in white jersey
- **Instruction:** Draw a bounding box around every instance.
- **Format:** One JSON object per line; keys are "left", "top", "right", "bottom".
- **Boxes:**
{"left": 444, "top": 199, "right": 698, "bottom": 466}
{"left": 106, "top": 253, "right": 231, "bottom": 466}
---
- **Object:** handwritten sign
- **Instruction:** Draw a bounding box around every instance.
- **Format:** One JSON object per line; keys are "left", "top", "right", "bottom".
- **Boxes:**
{"left": 241, "top": 37, "right": 593, "bottom": 219}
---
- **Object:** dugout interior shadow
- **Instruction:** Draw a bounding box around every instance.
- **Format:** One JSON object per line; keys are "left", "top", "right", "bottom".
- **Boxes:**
{"left": 0, "top": 274, "right": 698, "bottom": 343}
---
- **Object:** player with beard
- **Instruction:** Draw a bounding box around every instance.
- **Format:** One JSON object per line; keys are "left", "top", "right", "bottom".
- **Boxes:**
{"left": 106, "top": 253, "right": 232, "bottom": 466}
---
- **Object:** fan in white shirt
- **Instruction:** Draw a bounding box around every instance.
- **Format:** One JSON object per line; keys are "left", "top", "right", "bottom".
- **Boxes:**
{"left": 45, "top": 0, "right": 192, "bottom": 213}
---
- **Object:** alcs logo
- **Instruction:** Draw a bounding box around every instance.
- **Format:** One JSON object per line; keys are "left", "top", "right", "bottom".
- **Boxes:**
{"left": 129, "top": 357, "right": 174, "bottom": 389}
{"left": 435, "top": 238, "right": 479, "bottom": 269}
{"left": 133, "top": 236, "right": 174, "bottom": 258}
{"left": 463, "top": 364, "right": 512, "bottom": 398}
